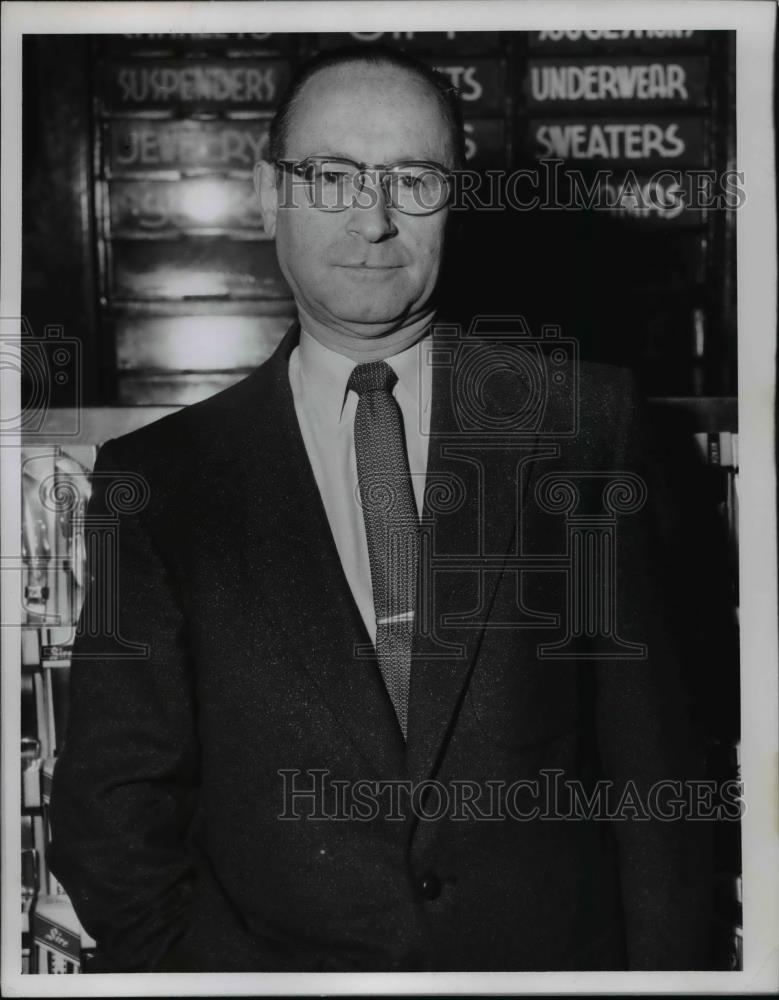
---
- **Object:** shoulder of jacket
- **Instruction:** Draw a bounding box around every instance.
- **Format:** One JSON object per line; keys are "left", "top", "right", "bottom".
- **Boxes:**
{"left": 104, "top": 363, "right": 268, "bottom": 472}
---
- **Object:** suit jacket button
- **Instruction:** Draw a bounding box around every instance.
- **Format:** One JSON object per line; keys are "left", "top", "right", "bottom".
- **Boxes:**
{"left": 418, "top": 872, "right": 441, "bottom": 900}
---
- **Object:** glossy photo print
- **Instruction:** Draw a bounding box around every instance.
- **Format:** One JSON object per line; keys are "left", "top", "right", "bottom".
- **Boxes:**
{"left": 1, "top": 1, "right": 776, "bottom": 997}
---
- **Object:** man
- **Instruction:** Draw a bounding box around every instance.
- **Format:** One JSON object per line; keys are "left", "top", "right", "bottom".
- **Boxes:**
{"left": 49, "top": 45, "right": 711, "bottom": 973}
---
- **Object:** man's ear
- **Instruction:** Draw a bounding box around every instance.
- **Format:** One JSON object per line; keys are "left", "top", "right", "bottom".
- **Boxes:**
{"left": 254, "top": 160, "right": 278, "bottom": 238}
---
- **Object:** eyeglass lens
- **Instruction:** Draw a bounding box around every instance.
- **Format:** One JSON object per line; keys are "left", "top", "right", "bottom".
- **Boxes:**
{"left": 304, "top": 160, "right": 449, "bottom": 214}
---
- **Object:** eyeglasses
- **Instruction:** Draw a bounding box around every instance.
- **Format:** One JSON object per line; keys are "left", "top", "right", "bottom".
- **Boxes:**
{"left": 275, "top": 156, "right": 453, "bottom": 215}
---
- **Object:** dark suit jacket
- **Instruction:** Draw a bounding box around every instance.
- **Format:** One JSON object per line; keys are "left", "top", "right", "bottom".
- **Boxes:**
{"left": 49, "top": 319, "right": 712, "bottom": 973}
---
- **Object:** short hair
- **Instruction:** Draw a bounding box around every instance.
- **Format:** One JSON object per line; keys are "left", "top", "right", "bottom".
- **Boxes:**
{"left": 267, "top": 44, "right": 466, "bottom": 169}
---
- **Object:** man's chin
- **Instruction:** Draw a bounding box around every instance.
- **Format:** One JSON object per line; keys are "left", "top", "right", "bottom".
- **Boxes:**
{"left": 323, "top": 301, "right": 414, "bottom": 336}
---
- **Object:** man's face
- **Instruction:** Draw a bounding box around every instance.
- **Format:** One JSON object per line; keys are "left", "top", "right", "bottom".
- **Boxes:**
{"left": 256, "top": 62, "right": 453, "bottom": 339}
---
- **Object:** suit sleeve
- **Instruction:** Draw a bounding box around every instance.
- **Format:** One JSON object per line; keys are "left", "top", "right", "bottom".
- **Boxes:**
{"left": 47, "top": 438, "right": 278, "bottom": 972}
{"left": 595, "top": 370, "right": 714, "bottom": 970}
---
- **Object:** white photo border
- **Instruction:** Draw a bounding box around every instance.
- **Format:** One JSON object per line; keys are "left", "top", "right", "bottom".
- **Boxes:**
{"left": 1, "top": 0, "right": 776, "bottom": 995}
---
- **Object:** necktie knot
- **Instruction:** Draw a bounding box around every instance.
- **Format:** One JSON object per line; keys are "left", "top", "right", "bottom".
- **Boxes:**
{"left": 347, "top": 361, "right": 398, "bottom": 398}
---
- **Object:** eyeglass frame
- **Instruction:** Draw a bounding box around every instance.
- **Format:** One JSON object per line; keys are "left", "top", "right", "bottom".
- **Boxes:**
{"left": 274, "top": 155, "right": 454, "bottom": 215}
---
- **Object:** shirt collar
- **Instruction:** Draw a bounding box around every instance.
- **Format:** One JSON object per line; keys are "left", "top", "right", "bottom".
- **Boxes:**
{"left": 297, "top": 326, "right": 434, "bottom": 425}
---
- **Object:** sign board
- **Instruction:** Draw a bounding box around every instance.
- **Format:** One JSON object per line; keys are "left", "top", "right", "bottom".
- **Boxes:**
{"left": 527, "top": 116, "right": 707, "bottom": 166}
{"left": 432, "top": 59, "right": 505, "bottom": 114}
{"left": 105, "top": 120, "right": 268, "bottom": 174}
{"left": 527, "top": 30, "right": 708, "bottom": 51}
{"left": 109, "top": 177, "right": 264, "bottom": 233}
{"left": 106, "top": 34, "right": 288, "bottom": 56}
{"left": 116, "top": 312, "right": 290, "bottom": 371}
{"left": 111, "top": 239, "right": 288, "bottom": 299}
{"left": 314, "top": 32, "right": 501, "bottom": 53}
{"left": 104, "top": 59, "right": 290, "bottom": 111}
{"left": 524, "top": 56, "right": 708, "bottom": 109}
{"left": 594, "top": 171, "right": 705, "bottom": 227}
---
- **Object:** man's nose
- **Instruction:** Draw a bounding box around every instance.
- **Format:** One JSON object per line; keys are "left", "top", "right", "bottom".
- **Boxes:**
{"left": 345, "top": 174, "right": 397, "bottom": 242}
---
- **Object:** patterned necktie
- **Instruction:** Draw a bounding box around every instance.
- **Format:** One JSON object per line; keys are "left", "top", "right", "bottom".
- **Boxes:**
{"left": 348, "top": 361, "right": 419, "bottom": 738}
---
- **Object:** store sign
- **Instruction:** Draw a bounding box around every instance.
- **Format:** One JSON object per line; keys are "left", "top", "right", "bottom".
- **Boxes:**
{"left": 111, "top": 239, "right": 288, "bottom": 299}
{"left": 109, "top": 178, "right": 264, "bottom": 233}
{"left": 314, "top": 32, "right": 501, "bottom": 52}
{"left": 528, "top": 30, "right": 707, "bottom": 50}
{"left": 106, "top": 120, "right": 268, "bottom": 173}
{"left": 104, "top": 58, "right": 290, "bottom": 110}
{"left": 118, "top": 33, "right": 275, "bottom": 40}
{"left": 432, "top": 59, "right": 505, "bottom": 114}
{"left": 528, "top": 117, "right": 706, "bottom": 165}
{"left": 116, "top": 313, "right": 290, "bottom": 371}
{"left": 107, "top": 33, "right": 283, "bottom": 54}
{"left": 118, "top": 371, "right": 249, "bottom": 406}
{"left": 32, "top": 913, "right": 81, "bottom": 963}
{"left": 525, "top": 56, "right": 707, "bottom": 108}
{"left": 597, "top": 172, "right": 705, "bottom": 226}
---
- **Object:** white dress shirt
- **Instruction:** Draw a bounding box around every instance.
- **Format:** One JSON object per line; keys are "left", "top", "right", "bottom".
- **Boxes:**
{"left": 288, "top": 329, "right": 433, "bottom": 642}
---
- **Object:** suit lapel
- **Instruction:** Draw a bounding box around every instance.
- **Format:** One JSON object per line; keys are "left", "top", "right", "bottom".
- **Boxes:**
{"left": 203, "top": 323, "right": 407, "bottom": 780}
{"left": 203, "top": 318, "right": 560, "bottom": 787}
{"left": 406, "top": 324, "right": 557, "bottom": 784}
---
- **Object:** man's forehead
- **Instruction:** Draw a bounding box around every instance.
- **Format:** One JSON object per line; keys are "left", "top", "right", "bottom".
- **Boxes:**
{"left": 303, "top": 60, "right": 433, "bottom": 95}
{"left": 286, "top": 61, "right": 450, "bottom": 161}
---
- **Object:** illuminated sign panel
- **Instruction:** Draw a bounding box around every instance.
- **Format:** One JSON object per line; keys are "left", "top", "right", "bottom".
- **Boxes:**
{"left": 525, "top": 56, "right": 708, "bottom": 109}
{"left": 104, "top": 59, "right": 290, "bottom": 110}
{"left": 111, "top": 240, "right": 288, "bottom": 299}
{"left": 105, "top": 120, "right": 269, "bottom": 174}
{"left": 109, "top": 177, "right": 264, "bottom": 234}
{"left": 527, "top": 117, "right": 706, "bottom": 166}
